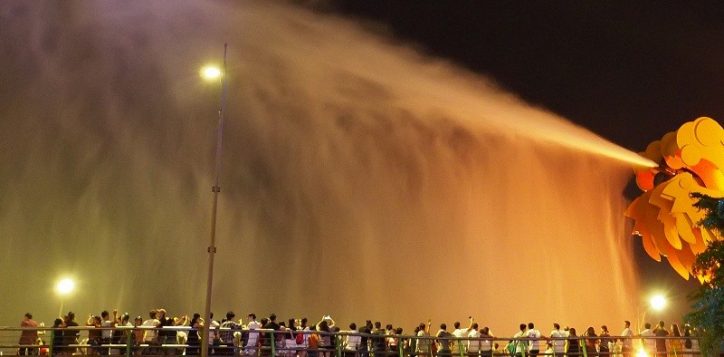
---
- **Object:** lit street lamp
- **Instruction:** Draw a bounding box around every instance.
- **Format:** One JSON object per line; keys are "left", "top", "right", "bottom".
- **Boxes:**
{"left": 649, "top": 294, "right": 667, "bottom": 312}
{"left": 200, "top": 44, "right": 228, "bottom": 357}
{"left": 200, "top": 65, "right": 222, "bottom": 80}
{"left": 55, "top": 277, "right": 75, "bottom": 318}
{"left": 637, "top": 293, "right": 668, "bottom": 332}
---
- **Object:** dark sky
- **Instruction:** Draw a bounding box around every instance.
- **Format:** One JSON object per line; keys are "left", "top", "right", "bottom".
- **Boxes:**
{"left": 329, "top": 0, "right": 720, "bottom": 317}
{"left": 331, "top": 1, "right": 724, "bottom": 151}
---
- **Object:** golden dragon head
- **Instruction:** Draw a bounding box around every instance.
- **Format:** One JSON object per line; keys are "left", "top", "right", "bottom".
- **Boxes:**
{"left": 625, "top": 117, "right": 723, "bottom": 281}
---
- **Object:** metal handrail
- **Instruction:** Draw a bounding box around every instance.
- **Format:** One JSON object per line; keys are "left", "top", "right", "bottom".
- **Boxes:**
{"left": 0, "top": 326, "right": 703, "bottom": 357}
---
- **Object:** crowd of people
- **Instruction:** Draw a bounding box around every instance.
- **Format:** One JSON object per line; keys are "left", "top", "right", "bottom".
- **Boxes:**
{"left": 16, "top": 311, "right": 701, "bottom": 357}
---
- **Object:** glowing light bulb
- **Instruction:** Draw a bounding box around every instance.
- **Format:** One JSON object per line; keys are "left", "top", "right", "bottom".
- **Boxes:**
{"left": 649, "top": 294, "right": 667, "bottom": 311}
{"left": 200, "top": 65, "right": 222, "bottom": 80}
{"left": 55, "top": 278, "right": 75, "bottom": 296}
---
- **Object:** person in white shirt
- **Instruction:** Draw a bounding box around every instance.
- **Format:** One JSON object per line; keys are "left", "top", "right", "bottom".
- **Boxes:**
{"left": 511, "top": 323, "right": 528, "bottom": 357}
{"left": 527, "top": 323, "right": 541, "bottom": 357}
{"left": 550, "top": 323, "right": 565, "bottom": 357}
{"left": 479, "top": 327, "right": 494, "bottom": 357}
{"left": 640, "top": 323, "right": 655, "bottom": 355}
{"left": 100, "top": 310, "right": 118, "bottom": 355}
{"left": 140, "top": 310, "right": 160, "bottom": 355}
{"left": 416, "top": 321, "right": 432, "bottom": 357}
{"left": 298, "top": 318, "right": 311, "bottom": 357}
{"left": 452, "top": 318, "right": 475, "bottom": 355}
{"left": 620, "top": 321, "right": 633, "bottom": 357}
{"left": 467, "top": 323, "right": 481, "bottom": 356}
{"left": 207, "top": 313, "right": 220, "bottom": 355}
{"left": 244, "top": 313, "right": 262, "bottom": 355}
{"left": 344, "top": 323, "right": 362, "bottom": 356}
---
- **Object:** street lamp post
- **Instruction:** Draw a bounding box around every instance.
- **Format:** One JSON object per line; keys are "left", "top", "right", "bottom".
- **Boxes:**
{"left": 55, "top": 277, "right": 75, "bottom": 318}
{"left": 637, "top": 293, "right": 668, "bottom": 333}
{"left": 200, "top": 43, "right": 228, "bottom": 357}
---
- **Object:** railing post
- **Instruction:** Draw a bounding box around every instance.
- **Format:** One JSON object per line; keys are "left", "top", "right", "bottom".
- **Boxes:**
{"left": 337, "top": 333, "right": 343, "bottom": 357}
{"left": 49, "top": 329, "right": 54, "bottom": 356}
{"left": 271, "top": 331, "right": 276, "bottom": 357}
{"left": 126, "top": 328, "right": 133, "bottom": 357}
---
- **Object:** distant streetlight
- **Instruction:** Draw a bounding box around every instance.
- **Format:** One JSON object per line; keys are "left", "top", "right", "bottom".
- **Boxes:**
{"left": 200, "top": 44, "right": 228, "bottom": 357}
{"left": 55, "top": 278, "right": 75, "bottom": 295}
{"left": 55, "top": 277, "right": 75, "bottom": 317}
{"left": 200, "top": 65, "right": 222, "bottom": 81}
{"left": 637, "top": 292, "right": 668, "bottom": 332}
{"left": 649, "top": 294, "right": 667, "bottom": 312}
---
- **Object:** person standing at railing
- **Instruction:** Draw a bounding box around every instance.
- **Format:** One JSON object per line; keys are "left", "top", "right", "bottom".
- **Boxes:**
{"left": 19, "top": 312, "right": 39, "bottom": 356}
{"left": 509, "top": 323, "right": 528, "bottom": 357}
{"left": 158, "top": 309, "right": 188, "bottom": 355}
{"left": 112, "top": 313, "right": 134, "bottom": 355}
{"left": 619, "top": 321, "right": 633, "bottom": 357}
{"left": 681, "top": 325, "right": 698, "bottom": 357}
{"left": 133, "top": 316, "right": 144, "bottom": 356}
{"left": 99, "top": 310, "right": 118, "bottom": 355}
{"left": 436, "top": 323, "right": 453, "bottom": 357}
{"left": 669, "top": 324, "right": 683, "bottom": 357}
{"left": 360, "top": 321, "right": 373, "bottom": 357}
{"left": 565, "top": 328, "right": 580, "bottom": 357}
{"left": 389, "top": 328, "right": 403, "bottom": 357}
{"left": 415, "top": 321, "right": 432, "bottom": 357}
{"left": 344, "top": 323, "right": 362, "bottom": 357}
{"left": 207, "top": 312, "right": 220, "bottom": 356}
{"left": 282, "top": 321, "right": 299, "bottom": 357}
{"left": 62, "top": 312, "right": 80, "bottom": 356}
{"left": 297, "top": 317, "right": 310, "bottom": 357}
{"left": 527, "top": 323, "right": 542, "bottom": 357}
{"left": 409, "top": 325, "right": 420, "bottom": 357}
{"left": 245, "top": 313, "right": 262, "bottom": 356}
{"left": 52, "top": 318, "right": 65, "bottom": 356}
{"left": 598, "top": 326, "right": 610, "bottom": 357}
{"left": 550, "top": 323, "right": 566, "bottom": 357}
{"left": 639, "top": 323, "right": 655, "bottom": 356}
{"left": 186, "top": 313, "right": 203, "bottom": 356}
{"left": 653, "top": 321, "right": 668, "bottom": 357}
{"left": 318, "top": 320, "right": 334, "bottom": 357}
{"left": 308, "top": 326, "right": 321, "bottom": 357}
{"left": 386, "top": 324, "right": 397, "bottom": 355}
{"left": 479, "top": 327, "right": 494, "bottom": 357}
{"left": 220, "top": 311, "right": 241, "bottom": 355}
{"left": 452, "top": 318, "right": 475, "bottom": 355}
{"left": 584, "top": 327, "right": 598, "bottom": 357}
{"left": 86, "top": 315, "right": 102, "bottom": 355}
{"left": 467, "top": 323, "right": 481, "bottom": 357}
{"left": 141, "top": 309, "right": 160, "bottom": 355}
{"left": 264, "top": 313, "right": 282, "bottom": 356}
{"left": 370, "top": 322, "right": 387, "bottom": 357}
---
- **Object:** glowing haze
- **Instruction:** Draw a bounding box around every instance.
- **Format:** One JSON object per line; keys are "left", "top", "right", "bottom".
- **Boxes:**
{"left": 0, "top": 1, "right": 640, "bottom": 333}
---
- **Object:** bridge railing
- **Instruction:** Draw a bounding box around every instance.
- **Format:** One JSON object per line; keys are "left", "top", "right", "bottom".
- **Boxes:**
{"left": 0, "top": 326, "right": 705, "bottom": 357}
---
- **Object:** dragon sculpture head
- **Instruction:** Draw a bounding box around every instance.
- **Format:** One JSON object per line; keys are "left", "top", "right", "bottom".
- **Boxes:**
{"left": 626, "top": 117, "right": 723, "bottom": 281}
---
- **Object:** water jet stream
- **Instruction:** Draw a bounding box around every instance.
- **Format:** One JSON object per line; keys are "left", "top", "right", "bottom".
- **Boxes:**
{"left": 0, "top": 1, "right": 640, "bottom": 333}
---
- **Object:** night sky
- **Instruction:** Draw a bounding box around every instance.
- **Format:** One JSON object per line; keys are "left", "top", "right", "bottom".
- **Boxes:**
{"left": 330, "top": 1, "right": 721, "bottom": 315}
{"left": 331, "top": 1, "right": 724, "bottom": 150}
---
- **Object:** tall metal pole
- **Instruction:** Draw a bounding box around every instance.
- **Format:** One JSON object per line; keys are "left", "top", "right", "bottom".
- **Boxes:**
{"left": 201, "top": 43, "right": 228, "bottom": 357}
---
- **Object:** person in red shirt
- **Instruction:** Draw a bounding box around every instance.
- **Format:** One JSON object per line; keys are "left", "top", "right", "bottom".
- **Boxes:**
{"left": 19, "top": 313, "right": 39, "bottom": 356}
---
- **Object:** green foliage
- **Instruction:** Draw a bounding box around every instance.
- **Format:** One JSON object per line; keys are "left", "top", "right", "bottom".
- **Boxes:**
{"left": 691, "top": 192, "right": 724, "bottom": 235}
{"left": 686, "top": 194, "right": 724, "bottom": 356}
